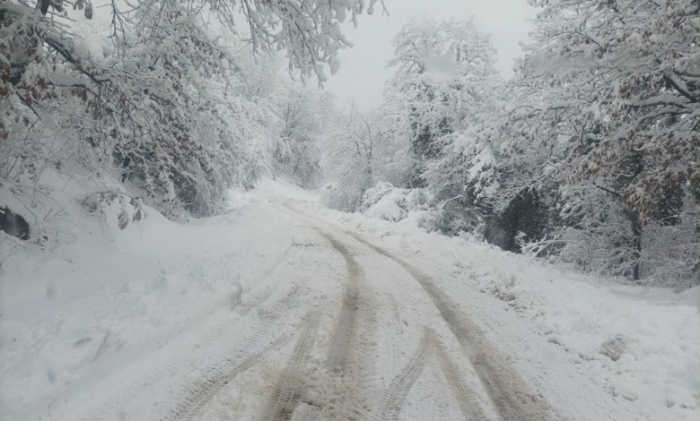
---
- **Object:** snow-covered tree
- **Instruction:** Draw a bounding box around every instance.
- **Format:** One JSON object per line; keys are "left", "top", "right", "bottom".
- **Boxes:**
{"left": 499, "top": 0, "right": 700, "bottom": 285}
{"left": 518, "top": 0, "right": 698, "bottom": 223}
{"left": 2, "top": 0, "right": 382, "bottom": 88}
{"left": 375, "top": 18, "right": 505, "bottom": 234}
{"left": 384, "top": 18, "right": 501, "bottom": 187}
{"left": 2, "top": 1, "right": 271, "bottom": 218}
{"left": 229, "top": 0, "right": 384, "bottom": 81}
{"left": 1, "top": 0, "right": 381, "bottom": 222}
{"left": 273, "top": 86, "right": 334, "bottom": 188}
{"left": 321, "top": 19, "right": 505, "bottom": 234}
{"left": 370, "top": 99, "right": 415, "bottom": 187}
{"left": 321, "top": 103, "right": 377, "bottom": 211}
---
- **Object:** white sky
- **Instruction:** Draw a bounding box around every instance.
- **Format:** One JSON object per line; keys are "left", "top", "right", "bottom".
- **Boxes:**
{"left": 324, "top": 0, "right": 537, "bottom": 110}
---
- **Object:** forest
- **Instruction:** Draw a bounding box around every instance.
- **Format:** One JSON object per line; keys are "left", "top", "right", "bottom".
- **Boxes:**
{"left": 2, "top": 0, "right": 699, "bottom": 289}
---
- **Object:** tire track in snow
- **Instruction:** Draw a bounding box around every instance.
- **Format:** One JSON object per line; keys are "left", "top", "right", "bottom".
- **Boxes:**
{"left": 375, "top": 328, "right": 491, "bottom": 421}
{"left": 167, "top": 332, "right": 295, "bottom": 421}
{"left": 167, "top": 281, "right": 313, "bottom": 419}
{"left": 316, "top": 230, "right": 362, "bottom": 373}
{"left": 279, "top": 205, "right": 373, "bottom": 376}
{"left": 62, "top": 311, "right": 266, "bottom": 421}
{"left": 238, "top": 238, "right": 315, "bottom": 318}
{"left": 164, "top": 278, "right": 315, "bottom": 421}
{"left": 236, "top": 285, "right": 276, "bottom": 316}
{"left": 65, "top": 307, "right": 298, "bottom": 421}
{"left": 276, "top": 209, "right": 377, "bottom": 419}
{"left": 374, "top": 328, "right": 433, "bottom": 421}
{"left": 261, "top": 311, "right": 321, "bottom": 421}
{"left": 50, "top": 213, "right": 323, "bottom": 421}
{"left": 318, "top": 229, "right": 376, "bottom": 420}
{"left": 342, "top": 231, "right": 557, "bottom": 421}
{"left": 256, "top": 285, "right": 306, "bottom": 322}
{"left": 432, "top": 331, "right": 491, "bottom": 421}
{"left": 231, "top": 230, "right": 297, "bottom": 316}
{"left": 281, "top": 203, "right": 500, "bottom": 420}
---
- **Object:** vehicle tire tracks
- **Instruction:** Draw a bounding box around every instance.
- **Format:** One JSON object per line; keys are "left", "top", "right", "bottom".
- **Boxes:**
{"left": 166, "top": 332, "right": 295, "bottom": 421}
{"left": 375, "top": 328, "right": 491, "bottom": 421}
{"left": 281, "top": 203, "right": 529, "bottom": 421}
{"left": 166, "top": 282, "right": 312, "bottom": 419}
{"left": 316, "top": 230, "right": 362, "bottom": 373}
{"left": 432, "top": 331, "right": 491, "bottom": 421}
{"left": 343, "top": 231, "right": 557, "bottom": 421}
{"left": 271, "top": 212, "right": 376, "bottom": 420}
{"left": 375, "top": 329, "right": 433, "bottom": 421}
{"left": 164, "top": 281, "right": 316, "bottom": 421}
{"left": 256, "top": 285, "right": 306, "bottom": 322}
{"left": 261, "top": 311, "right": 321, "bottom": 421}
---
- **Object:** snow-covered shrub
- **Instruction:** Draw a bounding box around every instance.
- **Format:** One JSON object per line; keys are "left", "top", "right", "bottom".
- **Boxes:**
{"left": 638, "top": 213, "right": 699, "bottom": 290}
{"left": 520, "top": 195, "right": 699, "bottom": 290}
{"left": 425, "top": 129, "right": 504, "bottom": 238}
{"left": 359, "top": 182, "right": 424, "bottom": 220}
{"left": 321, "top": 183, "right": 354, "bottom": 213}
{"left": 321, "top": 176, "right": 372, "bottom": 213}
{"left": 356, "top": 182, "right": 441, "bottom": 230}
{"left": 274, "top": 138, "right": 322, "bottom": 188}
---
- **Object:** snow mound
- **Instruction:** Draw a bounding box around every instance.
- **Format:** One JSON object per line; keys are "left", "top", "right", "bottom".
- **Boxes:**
{"left": 358, "top": 182, "right": 436, "bottom": 229}
{"left": 680, "top": 286, "right": 700, "bottom": 310}
{"left": 476, "top": 263, "right": 700, "bottom": 415}
{"left": 0, "top": 174, "right": 293, "bottom": 419}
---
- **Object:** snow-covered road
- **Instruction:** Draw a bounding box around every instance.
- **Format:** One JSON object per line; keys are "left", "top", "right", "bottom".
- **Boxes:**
{"left": 3, "top": 181, "right": 698, "bottom": 421}
{"left": 255, "top": 202, "right": 555, "bottom": 421}
{"left": 33, "top": 200, "right": 552, "bottom": 421}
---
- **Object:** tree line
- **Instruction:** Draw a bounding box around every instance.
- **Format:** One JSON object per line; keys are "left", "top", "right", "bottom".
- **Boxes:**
{"left": 323, "top": 1, "right": 699, "bottom": 289}
{"left": 2, "top": 0, "right": 697, "bottom": 288}
{"left": 2, "top": 0, "right": 365, "bottom": 222}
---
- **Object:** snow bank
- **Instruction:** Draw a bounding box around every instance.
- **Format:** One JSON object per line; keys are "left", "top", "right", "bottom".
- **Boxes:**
{"left": 358, "top": 181, "right": 438, "bottom": 230}
{"left": 0, "top": 173, "right": 293, "bottom": 419}
{"left": 680, "top": 286, "right": 700, "bottom": 311}
{"left": 281, "top": 185, "right": 700, "bottom": 421}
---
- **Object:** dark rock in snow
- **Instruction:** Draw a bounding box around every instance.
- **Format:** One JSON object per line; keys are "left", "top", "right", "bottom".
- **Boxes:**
{"left": 0, "top": 206, "right": 30, "bottom": 240}
{"left": 485, "top": 189, "right": 550, "bottom": 253}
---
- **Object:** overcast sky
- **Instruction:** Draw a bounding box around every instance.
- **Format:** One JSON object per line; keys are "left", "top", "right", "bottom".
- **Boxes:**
{"left": 324, "top": 0, "right": 537, "bottom": 110}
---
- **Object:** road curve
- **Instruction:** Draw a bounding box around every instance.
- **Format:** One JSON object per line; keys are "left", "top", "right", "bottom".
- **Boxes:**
{"left": 46, "top": 200, "right": 558, "bottom": 421}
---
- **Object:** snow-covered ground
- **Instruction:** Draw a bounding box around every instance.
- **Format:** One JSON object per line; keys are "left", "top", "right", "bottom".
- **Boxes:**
{"left": 1, "top": 178, "right": 698, "bottom": 421}
{"left": 0, "top": 174, "right": 292, "bottom": 420}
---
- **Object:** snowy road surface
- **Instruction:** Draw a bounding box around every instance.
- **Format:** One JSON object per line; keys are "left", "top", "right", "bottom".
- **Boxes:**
{"left": 25, "top": 200, "right": 552, "bottom": 421}
{"left": 3, "top": 183, "right": 698, "bottom": 421}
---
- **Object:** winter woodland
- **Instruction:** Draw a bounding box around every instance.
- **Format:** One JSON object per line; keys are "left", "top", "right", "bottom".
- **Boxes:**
{"left": 2, "top": 0, "right": 699, "bottom": 288}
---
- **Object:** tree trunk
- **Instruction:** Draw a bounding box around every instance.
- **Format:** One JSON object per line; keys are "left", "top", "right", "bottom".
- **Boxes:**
{"left": 36, "top": 0, "right": 51, "bottom": 15}
{"left": 629, "top": 209, "right": 642, "bottom": 282}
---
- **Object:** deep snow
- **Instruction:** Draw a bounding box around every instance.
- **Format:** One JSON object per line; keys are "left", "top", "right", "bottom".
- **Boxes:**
{"left": 0, "top": 174, "right": 292, "bottom": 419}
{"left": 1, "top": 177, "right": 698, "bottom": 421}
